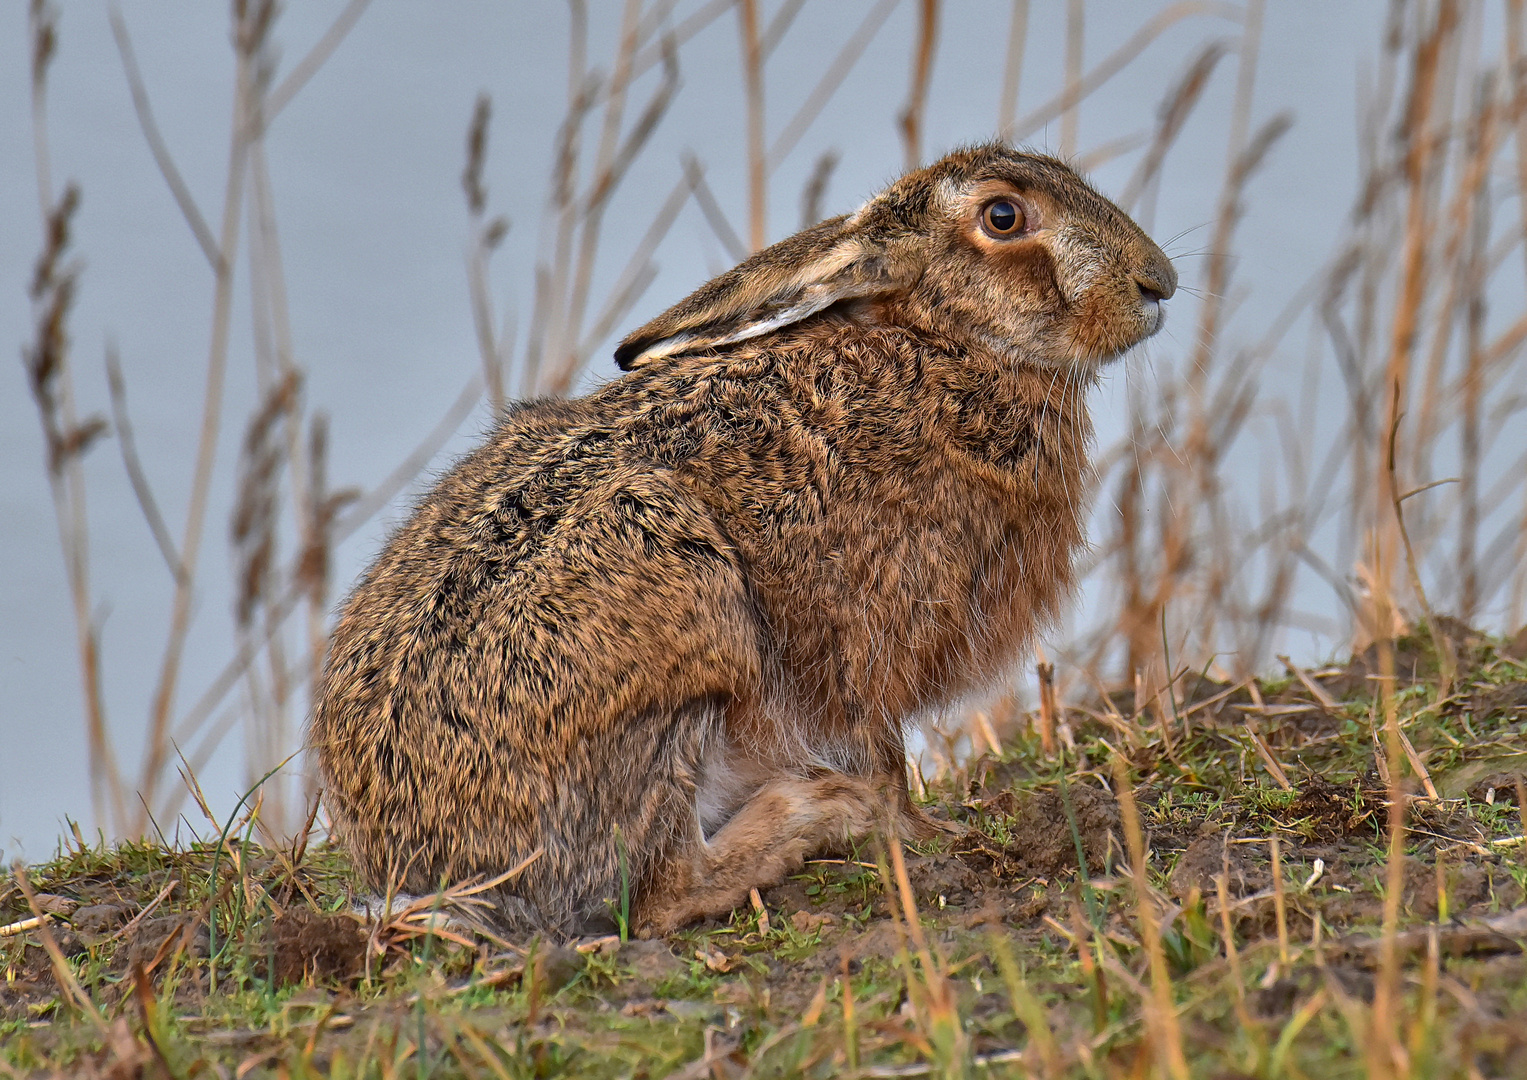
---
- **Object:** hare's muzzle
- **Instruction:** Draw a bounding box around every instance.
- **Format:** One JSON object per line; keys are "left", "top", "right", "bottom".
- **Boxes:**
{"left": 1133, "top": 257, "right": 1177, "bottom": 337}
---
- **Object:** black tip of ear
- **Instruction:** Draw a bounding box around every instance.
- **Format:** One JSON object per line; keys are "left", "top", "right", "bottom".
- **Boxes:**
{"left": 613, "top": 338, "right": 645, "bottom": 370}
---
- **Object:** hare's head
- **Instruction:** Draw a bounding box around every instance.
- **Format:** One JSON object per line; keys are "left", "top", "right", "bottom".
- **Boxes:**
{"left": 616, "top": 143, "right": 1175, "bottom": 372}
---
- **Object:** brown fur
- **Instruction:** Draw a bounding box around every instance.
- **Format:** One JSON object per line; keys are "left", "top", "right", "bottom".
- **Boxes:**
{"left": 311, "top": 144, "right": 1175, "bottom": 937}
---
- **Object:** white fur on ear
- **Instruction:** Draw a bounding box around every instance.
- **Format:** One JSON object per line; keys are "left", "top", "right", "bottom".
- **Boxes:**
{"left": 626, "top": 293, "right": 847, "bottom": 367}
{"left": 615, "top": 225, "right": 913, "bottom": 371}
{"left": 625, "top": 332, "right": 695, "bottom": 366}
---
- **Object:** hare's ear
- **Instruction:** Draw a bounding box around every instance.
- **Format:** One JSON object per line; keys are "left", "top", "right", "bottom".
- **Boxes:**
{"left": 614, "top": 214, "right": 914, "bottom": 370}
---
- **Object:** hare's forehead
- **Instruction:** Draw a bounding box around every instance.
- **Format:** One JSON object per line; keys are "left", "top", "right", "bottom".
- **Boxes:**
{"left": 846, "top": 157, "right": 1097, "bottom": 227}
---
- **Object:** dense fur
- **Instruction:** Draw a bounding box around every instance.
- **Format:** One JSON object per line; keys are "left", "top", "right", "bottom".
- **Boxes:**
{"left": 311, "top": 144, "right": 1175, "bottom": 937}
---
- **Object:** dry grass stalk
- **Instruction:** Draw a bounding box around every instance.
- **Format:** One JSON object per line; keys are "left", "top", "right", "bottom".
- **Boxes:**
{"left": 798, "top": 149, "right": 839, "bottom": 231}
{"left": 1371, "top": 0, "right": 1456, "bottom": 646}
{"left": 11, "top": 861, "right": 106, "bottom": 1028}
{"left": 749, "top": 886, "right": 770, "bottom": 935}
{"left": 1036, "top": 660, "right": 1059, "bottom": 757}
{"left": 138, "top": 0, "right": 267, "bottom": 829}
{"left": 105, "top": 347, "right": 183, "bottom": 584}
{"left": 1111, "top": 755, "right": 1188, "bottom": 1080}
{"left": 765, "top": 0, "right": 898, "bottom": 171}
{"left": 1242, "top": 716, "right": 1292, "bottom": 791}
{"left": 899, "top": 0, "right": 940, "bottom": 171}
{"left": 1120, "top": 40, "right": 1227, "bottom": 215}
{"left": 1369, "top": 597, "right": 1409, "bottom": 1073}
{"left": 1214, "top": 870, "right": 1254, "bottom": 1029}
{"left": 881, "top": 836, "right": 966, "bottom": 1071}
{"left": 1278, "top": 654, "right": 1338, "bottom": 711}
{"left": 463, "top": 92, "right": 510, "bottom": 412}
{"left": 1270, "top": 833, "right": 1289, "bottom": 964}
{"left": 686, "top": 153, "right": 749, "bottom": 259}
{"left": 996, "top": 0, "right": 1030, "bottom": 138}
{"left": 108, "top": 7, "right": 221, "bottom": 271}
{"left": 1060, "top": 0, "right": 1084, "bottom": 159}
{"left": 1003, "top": 1, "right": 1240, "bottom": 145}
{"left": 26, "top": 4, "right": 120, "bottom": 832}
{"left": 737, "top": 0, "right": 767, "bottom": 250}
{"left": 1186, "top": 0, "right": 1264, "bottom": 401}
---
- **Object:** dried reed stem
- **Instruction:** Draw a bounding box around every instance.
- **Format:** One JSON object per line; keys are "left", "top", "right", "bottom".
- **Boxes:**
{"left": 1120, "top": 41, "right": 1226, "bottom": 213}
{"left": 1270, "top": 833, "right": 1289, "bottom": 964}
{"left": 12, "top": 862, "right": 105, "bottom": 1028}
{"left": 997, "top": 0, "right": 1029, "bottom": 139}
{"left": 1188, "top": 0, "right": 1263, "bottom": 405}
{"left": 463, "top": 93, "right": 510, "bottom": 412}
{"left": 1036, "top": 659, "right": 1058, "bottom": 757}
{"left": 1369, "top": 587, "right": 1409, "bottom": 1073}
{"left": 108, "top": 6, "right": 221, "bottom": 270}
{"left": 1005, "top": 1, "right": 1239, "bottom": 144}
{"left": 1111, "top": 755, "right": 1188, "bottom": 1080}
{"left": 900, "top": 0, "right": 940, "bottom": 171}
{"left": 1510, "top": 0, "right": 1527, "bottom": 625}
{"left": 140, "top": 8, "right": 261, "bottom": 826}
{"left": 798, "top": 149, "right": 838, "bottom": 231}
{"left": 28, "top": 4, "right": 123, "bottom": 831}
{"left": 685, "top": 154, "right": 748, "bottom": 261}
{"left": 105, "top": 346, "right": 184, "bottom": 584}
{"left": 767, "top": 0, "right": 898, "bottom": 170}
{"left": 264, "top": 0, "right": 373, "bottom": 121}
{"left": 738, "top": 0, "right": 767, "bottom": 250}
{"left": 1458, "top": 78, "right": 1495, "bottom": 622}
{"left": 1060, "top": 0, "right": 1084, "bottom": 159}
{"left": 1374, "top": 0, "right": 1455, "bottom": 641}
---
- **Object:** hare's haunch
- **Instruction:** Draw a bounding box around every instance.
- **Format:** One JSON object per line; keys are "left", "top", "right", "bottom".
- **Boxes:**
{"left": 312, "top": 144, "right": 1175, "bottom": 936}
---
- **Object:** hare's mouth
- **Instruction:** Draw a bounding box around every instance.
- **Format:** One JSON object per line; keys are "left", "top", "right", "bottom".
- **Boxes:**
{"left": 1141, "top": 295, "right": 1166, "bottom": 336}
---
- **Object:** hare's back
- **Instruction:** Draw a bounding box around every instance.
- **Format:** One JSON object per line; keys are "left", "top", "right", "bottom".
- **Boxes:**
{"left": 313, "top": 397, "right": 764, "bottom": 887}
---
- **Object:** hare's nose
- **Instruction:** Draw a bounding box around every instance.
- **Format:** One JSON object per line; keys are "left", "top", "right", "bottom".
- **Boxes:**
{"left": 1135, "top": 252, "right": 1178, "bottom": 303}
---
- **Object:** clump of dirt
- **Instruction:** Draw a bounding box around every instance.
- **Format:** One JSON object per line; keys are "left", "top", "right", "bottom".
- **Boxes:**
{"left": 1319, "top": 639, "right": 1432, "bottom": 698}
{"left": 1469, "top": 682, "right": 1527, "bottom": 723}
{"left": 964, "top": 782, "right": 1119, "bottom": 878}
{"left": 619, "top": 939, "right": 688, "bottom": 985}
{"left": 124, "top": 914, "right": 209, "bottom": 970}
{"left": 1323, "top": 620, "right": 1499, "bottom": 699}
{"left": 1285, "top": 774, "right": 1379, "bottom": 840}
{"left": 0, "top": 944, "right": 62, "bottom": 1021}
{"left": 1167, "top": 831, "right": 1253, "bottom": 901}
{"left": 1400, "top": 856, "right": 1494, "bottom": 920}
{"left": 269, "top": 908, "right": 366, "bottom": 987}
{"left": 904, "top": 851, "right": 984, "bottom": 909}
{"left": 71, "top": 903, "right": 133, "bottom": 938}
{"left": 1465, "top": 772, "right": 1525, "bottom": 806}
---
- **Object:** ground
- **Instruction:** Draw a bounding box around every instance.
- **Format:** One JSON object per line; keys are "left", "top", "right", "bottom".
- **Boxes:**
{"left": 3, "top": 625, "right": 1526, "bottom": 1078}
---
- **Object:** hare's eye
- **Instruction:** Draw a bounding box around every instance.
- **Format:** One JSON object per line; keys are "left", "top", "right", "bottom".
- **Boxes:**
{"left": 981, "top": 199, "right": 1024, "bottom": 237}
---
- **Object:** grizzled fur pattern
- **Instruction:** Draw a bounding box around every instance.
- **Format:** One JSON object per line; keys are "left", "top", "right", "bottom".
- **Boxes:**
{"left": 312, "top": 144, "right": 1176, "bottom": 937}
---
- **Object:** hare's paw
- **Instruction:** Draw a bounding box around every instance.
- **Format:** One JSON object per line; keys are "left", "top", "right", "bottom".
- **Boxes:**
{"left": 898, "top": 803, "right": 971, "bottom": 844}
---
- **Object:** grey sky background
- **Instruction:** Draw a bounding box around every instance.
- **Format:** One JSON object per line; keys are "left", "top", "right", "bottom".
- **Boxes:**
{"left": 2, "top": 1, "right": 1394, "bottom": 858}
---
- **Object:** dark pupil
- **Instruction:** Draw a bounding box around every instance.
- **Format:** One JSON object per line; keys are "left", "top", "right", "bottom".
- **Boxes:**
{"left": 988, "top": 201, "right": 1018, "bottom": 232}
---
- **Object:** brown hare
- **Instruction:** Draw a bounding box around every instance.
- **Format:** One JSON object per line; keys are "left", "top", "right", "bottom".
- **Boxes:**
{"left": 312, "top": 143, "right": 1175, "bottom": 937}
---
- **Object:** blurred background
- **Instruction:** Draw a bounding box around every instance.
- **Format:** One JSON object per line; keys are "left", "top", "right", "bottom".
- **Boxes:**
{"left": 4, "top": 0, "right": 1523, "bottom": 860}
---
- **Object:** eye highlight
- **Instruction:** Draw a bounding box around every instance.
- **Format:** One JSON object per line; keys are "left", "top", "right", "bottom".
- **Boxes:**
{"left": 981, "top": 198, "right": 1025, "bottom": 238}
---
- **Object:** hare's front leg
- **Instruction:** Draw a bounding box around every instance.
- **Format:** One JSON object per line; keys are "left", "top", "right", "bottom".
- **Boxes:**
{"left": 871, "top": 726, "right": 958, "bottom": 843}
{"left": 633, "top": 774, "right": 889, "bottom": 937}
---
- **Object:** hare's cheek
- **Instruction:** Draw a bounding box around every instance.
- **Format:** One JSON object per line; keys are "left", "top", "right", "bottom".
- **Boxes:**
{"left": 995, "top": 243, "right": 1066, "bottom": 310}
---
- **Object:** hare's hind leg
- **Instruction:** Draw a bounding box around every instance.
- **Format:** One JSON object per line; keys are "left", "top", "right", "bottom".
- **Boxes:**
{"left": 633, "top": 774, "right": 889, "bottom": 937}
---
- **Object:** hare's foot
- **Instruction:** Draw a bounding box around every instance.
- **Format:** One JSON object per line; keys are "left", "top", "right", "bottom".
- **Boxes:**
{"left": 896, "top": 801, "right": 970, "bottom": 843}
{"left": 633, "top": 774, "right": 889, "bottom": 937}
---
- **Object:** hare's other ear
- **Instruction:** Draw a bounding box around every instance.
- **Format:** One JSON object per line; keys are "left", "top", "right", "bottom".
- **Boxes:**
{"left": 614, "top": 215, "right": 915, "bottom": 370}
